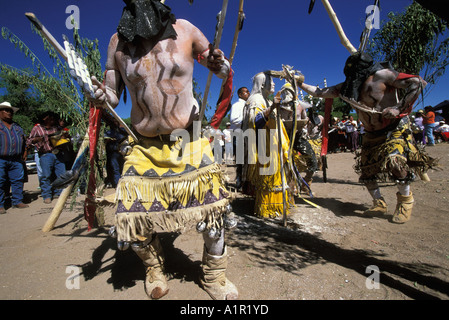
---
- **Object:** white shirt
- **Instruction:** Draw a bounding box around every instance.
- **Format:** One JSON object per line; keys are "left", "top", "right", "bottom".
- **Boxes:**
{"left": 435, "top": 124, "right": 449, "bottom": 133}
{"left": 345, "top": 120, "right": 357, "bottom": 133}
{"left": 223, "top": 128, "right": 232, "bottom": 143}
{"left": 229, "top": 98, "right": 247, "bottom": 130}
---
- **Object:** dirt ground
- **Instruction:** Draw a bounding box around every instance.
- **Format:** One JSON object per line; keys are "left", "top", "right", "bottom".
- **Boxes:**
{"left": 0, "top": 143, "right": 448, "bottom": 302}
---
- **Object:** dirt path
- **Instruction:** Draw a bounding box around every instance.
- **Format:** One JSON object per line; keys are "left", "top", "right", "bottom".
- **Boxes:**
{"left": 0, "top": 144, "right": 448, "bottom": 301}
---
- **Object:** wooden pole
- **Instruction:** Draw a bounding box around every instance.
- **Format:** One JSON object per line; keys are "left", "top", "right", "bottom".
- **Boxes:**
{"left": 320, "top": 0, "right": 357, "bottom": 54}
{"left": 215, "top": 0, "right": 244, "bottom": 106}
{"left": 275, "top": 105, "right": 288, "bottom": 227}
{"left": 228, "top": 0, "right": 244, "bottom": 65}
{"left": 42, "top": 134, "right": 89, "bottom": 232}
{"left": 198, "top": 0, "right": 229, "bottom": 123}
{"left": 42, "top": 182, "right": 76, "bottom": 232}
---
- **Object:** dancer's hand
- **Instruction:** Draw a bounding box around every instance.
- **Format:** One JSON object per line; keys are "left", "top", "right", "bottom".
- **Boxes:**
{"left": 89, "top": 76, "right": 107, "bottom": 106}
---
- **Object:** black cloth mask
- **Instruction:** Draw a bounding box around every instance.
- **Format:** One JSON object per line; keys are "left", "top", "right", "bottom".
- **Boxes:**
{"left": 340, "top": 52, "right": 380, "bottom": 101}
{"left": 117, "top": 0, "right": 177, "bottom": 43}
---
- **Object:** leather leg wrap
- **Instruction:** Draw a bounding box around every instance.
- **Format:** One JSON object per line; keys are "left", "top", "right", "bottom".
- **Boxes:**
{"left": 131, "top": 234, "right": 169, "bottom": 299}
{"left": 200, "top": 245, "right": 238, "bottom": 300}
{"left": 392, "top": 192, "right": 414, "bottom": 224}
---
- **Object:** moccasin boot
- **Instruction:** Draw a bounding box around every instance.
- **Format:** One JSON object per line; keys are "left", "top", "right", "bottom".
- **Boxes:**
{"left": 391, "top": 192, "right": 414, "bottom": 224}
{"left": 131, "top": 235, "right": 169, "bottom": 299}
{"left": 200, "top": 246, "right": 238, "bottom": 300}
{"left": 364, "top": 197, "right": 388, "bottom": 215}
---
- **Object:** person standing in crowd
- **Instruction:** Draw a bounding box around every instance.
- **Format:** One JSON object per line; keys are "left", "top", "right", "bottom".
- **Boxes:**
{"left": 55, "top": 117, "right": 75, "bottom": 170}
{"left": 422, "top": 106, "right": 436, "bottom": 146}
{"left": 0, "top": 101, "right": 29, "bottom": 214}
{"left": 210, "top": 127, "right": 225, "bottom": 163}
{"left": 230, "top": 87, "right": 250, "bottom": 132}
{"left": 26, "top": 111, "right": 66, "bottom": 204}
{"left": 411, "top": 110, "right": 425, "bottom": 144}
{"left": 434, "top": 120, "right": 449, "bottom": 142}
{"left": 345, "top": 115, "right": 358, "bottom": 152}
{"left": 222, "top": 122, "right": 233, "bottom": 164}
{"left": 104, "top": 119, "right": 127, "bottom": 188}
{"left": 229, "top": 87, "right": 249, "bottom": 188}
{"left": 328, "top": 117, "right": 340, "bottom": 153}
{"left": 336, "top": 117, "right": 347, "bottom": 152}
{"left": 357, "top": 119, "right": 365, "bottom": 146}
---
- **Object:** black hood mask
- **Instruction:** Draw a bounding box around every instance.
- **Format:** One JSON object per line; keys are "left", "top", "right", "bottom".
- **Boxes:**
{"left": 117, "top": 0, "right": 177, "bottom": 43}
{"left": 340, "top": 52, "right": 381, "bottom": 101}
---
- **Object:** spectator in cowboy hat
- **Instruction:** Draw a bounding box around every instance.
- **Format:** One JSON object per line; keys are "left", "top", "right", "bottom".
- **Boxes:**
{"left": 0, "top": 101, "right": 29, "bottom": 214}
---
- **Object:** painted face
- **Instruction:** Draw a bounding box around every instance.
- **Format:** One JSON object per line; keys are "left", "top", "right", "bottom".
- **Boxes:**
{"left": 280, "top": 89, "right": 294, "bottom": 105}
{"left": 264, "top": 75, "right": 274, "bottom": 95}
{"left": 269, "top": 78, "right": 275, "bottom": 95}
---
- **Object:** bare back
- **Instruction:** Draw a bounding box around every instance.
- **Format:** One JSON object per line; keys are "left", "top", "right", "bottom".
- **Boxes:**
{"left": 105, "top": 19, "right": 211, "bottom": 137}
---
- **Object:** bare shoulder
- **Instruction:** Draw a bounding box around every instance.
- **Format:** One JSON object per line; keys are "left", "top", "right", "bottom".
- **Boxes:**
{"left": 174, "top": 18, "right": 209, "bottom": 55}
{"left": 106, "top": 33, "right": 120, "bottom": 70}
{"left": 107, "top": 33, "right": 120, "bottom": 49}
{"left": 173, "top": 19, "right": 201, "bottom": 35}
{"left": 371, "top": 68, "right": 398, "bottom": 84}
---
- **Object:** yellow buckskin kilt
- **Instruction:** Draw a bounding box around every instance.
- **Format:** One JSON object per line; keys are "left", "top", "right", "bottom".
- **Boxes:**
{"left": 354, "top": 127, "right": 435, "bottom": 182}
{"left": 114, "top": 134, "right": 230, "bottom": 242}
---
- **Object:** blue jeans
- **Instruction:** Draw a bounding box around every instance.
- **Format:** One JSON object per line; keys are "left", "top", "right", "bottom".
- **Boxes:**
{"left": 106, "top": 151, "right": 124, "bottom": 188}
{"left": 424, "top": 123, "right": 437, "bottom": 145}
{"left": 0, "top": 157, "right": 25, "bottom": 207}
{"left": 35, "top": 151, "right": 43, "bottom": 187}
{"left": 39, "top": 152, "right": 66, "bottom": 200}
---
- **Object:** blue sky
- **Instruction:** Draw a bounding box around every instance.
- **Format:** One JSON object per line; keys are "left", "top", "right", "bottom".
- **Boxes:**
{"left": 0, "top": 0, "right": 447, "bottom": 120}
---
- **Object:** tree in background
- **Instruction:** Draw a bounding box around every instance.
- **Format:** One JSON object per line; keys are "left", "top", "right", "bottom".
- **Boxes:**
{"left": 1, "top": 24, "right": 104, "bottom": 135}
{"left": 0, "top": 67, "right": 42, "bottom": 132}
{"left": 1, "top": 22, "right": 105, "bottom": 211}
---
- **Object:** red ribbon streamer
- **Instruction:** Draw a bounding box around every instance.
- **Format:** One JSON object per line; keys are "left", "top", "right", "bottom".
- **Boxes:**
{"left": 321, "top": 98, "right": 334, "bottom": 156}
{"left": 210, "top": 68, "right": 234, "bottom": 129}
{"left": 84, "top": 104, "right": 102, "bottom": 231}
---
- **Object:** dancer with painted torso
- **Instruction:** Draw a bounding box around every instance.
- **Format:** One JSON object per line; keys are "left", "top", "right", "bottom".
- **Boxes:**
{"left": 89, "top": 0, "right": 237, "bottom": 300}
{"left": 298, "top": 52, "right": 434, "bottom": 224}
